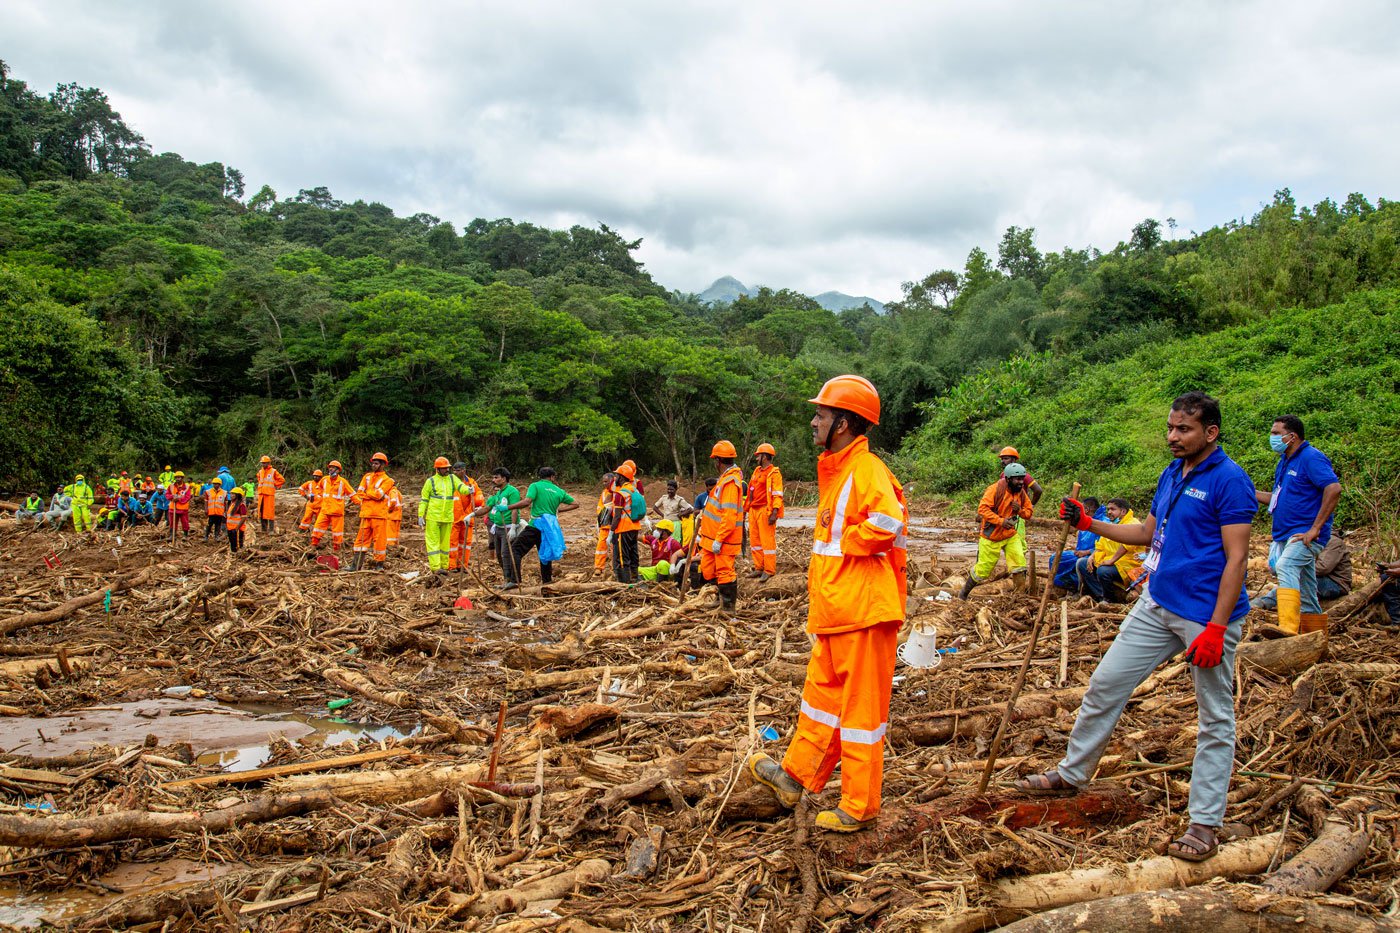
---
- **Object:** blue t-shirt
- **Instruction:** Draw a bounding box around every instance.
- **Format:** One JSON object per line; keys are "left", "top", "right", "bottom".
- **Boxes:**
{"left": 1146, "top": 446, "right": 1257, "bottom": 625}
{"left": 1269, "top": 442, "right": 1339, "bottom": 546}
{"left": 694, "top": 492, "right": 709, "bottom": 511}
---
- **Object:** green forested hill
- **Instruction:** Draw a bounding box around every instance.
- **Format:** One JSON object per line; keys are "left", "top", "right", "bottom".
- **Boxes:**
{"left": 2, "top": 59, "right": 1399, "bottom": 516}
{"left": 898, "top": 289, "right": 1400, "bottom": 527}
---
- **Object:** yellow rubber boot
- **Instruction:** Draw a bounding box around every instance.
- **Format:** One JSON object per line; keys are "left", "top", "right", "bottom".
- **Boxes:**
{"left": 1275, "top": 587, "right": 1302, "bottom": 635}
{"left": 1299, "top": 612, "right": 1329, "bottom": 635}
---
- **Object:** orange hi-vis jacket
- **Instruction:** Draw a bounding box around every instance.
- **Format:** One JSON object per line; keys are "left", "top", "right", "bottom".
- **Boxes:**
{"left": 205, "top": 488, "right": 226, "bottom": 517}
{"left": 257, "top": 466, "right": 286, "bottom": 498}
{"left": 745, "top": 464, "right": 784, "bottom": 516}
{"left": 977, "top": 478, "right": 1033, "bottom": 543}
{"left": 452, "top": 477, "right": 484, "bottom": 527}
{"left": 808, "top": 435, "right": 908, "bottom": 635}
{"left": 386, "top": 485, "right": 403, "bottom": 519}
{"left": 225, "top": 500, "right": 246, "bottom": 531}
{"left": 699, "top": 466, "right": 745, "bottom": 554}
{"left": 612, "top": 480, "right": 640, "bottom": 533}
{"left": 299, "top": 480, "right": 321, "bottom": 507}
{"left": 355, "top": 471, "right": 396, "bottom": 519}
{"left": 316, "top": 475, "right": 356, "bottom": 517}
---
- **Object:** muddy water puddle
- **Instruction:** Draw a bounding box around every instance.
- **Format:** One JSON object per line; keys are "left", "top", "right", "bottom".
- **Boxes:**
{"left": 0, "top": 858, "right": 241, "bottom": 928}
{"left": 197, "top": 704, "right": 419, "bottom": 771}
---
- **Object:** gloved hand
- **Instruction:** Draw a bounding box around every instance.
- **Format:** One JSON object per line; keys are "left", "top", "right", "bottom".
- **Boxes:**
{"left": 711, "top": 539, "right": 722, "bottom": 555}
{"left": 1183, "top": 623, "right": 1226, "bottom": 668}
{"left": 417, "top": 515, "right": 426, "bottom": 528}
{"left": 1060, "top": 497, "right": 1094, "bottom": 531}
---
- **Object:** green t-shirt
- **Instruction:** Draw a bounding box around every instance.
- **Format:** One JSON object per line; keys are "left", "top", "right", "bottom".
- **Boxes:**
{"left": 525, "top": 480, "right": 575, "bottom": 517}
{"left": 486, "top": 484, "right": 520, "bottom": 525}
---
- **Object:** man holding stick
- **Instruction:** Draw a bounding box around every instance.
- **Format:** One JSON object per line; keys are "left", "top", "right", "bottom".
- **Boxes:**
{"left": 1013, "top": 391, "right": 1256, "bottom": 863}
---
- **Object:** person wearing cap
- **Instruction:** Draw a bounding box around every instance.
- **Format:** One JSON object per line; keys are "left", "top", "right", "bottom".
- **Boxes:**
{"left": 419, "top": 457, "right": 472, "bottom": 574}
{"left": 1253, "top": 414, "right": 1342, "bottom": 636}
{"left": 297, "top": 470, "right": 324, "bottom": 533}
{"left": 449, "top": 462, "right": 486, "bottom": 573}
{"left": 506, "top": 467, "right": 579, "bottom": 584}
{"left": 312, "top": 461, "right": 356, "bottom": 551}
{"left": 696, "top": 442, "right": 745, "bottom": 608}
{"left": 960, "top": 463, "right": 1035, "bottom": 599}
{"left": 158, "top": 465, "right": 175, "bottom": 488}
{"left": 254, "top": 456, "right": 286, "bottom": 535}
{"left": 351, "top": 453, "right": 396, "bottom": 570}
{"left": 130, "top": 492, "right": 155, "bottom": 526}
{"left": 17, "top": 492, "right": 44, "bottom": 523}
{"left": 593, "top": 472, "right": 616, "bottom": 575}
{"left": 746, "top": 443, "right": 785, "bottom": 581}
{"left": 168, "top": 472, "right": 194, "bottom": 540}
{"left": 203, "top": 478, "right": 227, "bottom": 540}
{"left": 639, "top": 519, "right": 685, "bottom": 582}
{"left": 117, "top": 471, "right": 133, "bottom": 496}
{"left": 609, "top": 461, "right": 643, "bottom": 585}
{"left": 748, "top": 374, "right": 908, "bottom": 833}
{"left": 142, "top": 476, "right": 156, "bottom": 495}
{"left": 226, "top": 487, "right": 249, "bottom": 553}
{"left": 476, "top": 468, "right": 522, "bottom": 586}
{"left": 149, "top": 483, "right": 169, "bottom": 527}
{"left": 1017, "top": 391, "right": 1255, "bottom": 864}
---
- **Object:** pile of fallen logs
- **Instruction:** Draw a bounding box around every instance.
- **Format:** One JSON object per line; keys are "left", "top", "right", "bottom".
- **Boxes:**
{"left": 0, "top": 511, "right": 1396, "bottom": 931}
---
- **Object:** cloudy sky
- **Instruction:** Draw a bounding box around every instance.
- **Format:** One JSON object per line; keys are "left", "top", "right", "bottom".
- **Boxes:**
{"left": 3, "top": 1, "right": 1396, "bottom": 300}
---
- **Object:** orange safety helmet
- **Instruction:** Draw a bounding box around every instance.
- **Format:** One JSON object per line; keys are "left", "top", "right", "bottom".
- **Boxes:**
{"left": 710, "top": 440, "right": 737, "bottom": 459}
{"left": 433, "top": 456, "right": 451, "bottom": 468}
{"left": 755, "top": 443, "right": 777, "bottom": 457}
{"left": 614, "top": 461, "right": 636, "bottom": 480}
{"left": 808, "top": 374, "right": 881, "bottom": 425}
{"left": 260, "top": 455, "right": 272, "bottom": 464}
{"left": 328, "top": 460, "right": 343, "bottom": 470}
{"left": 371, "top": 452, "right": 389, "bottom": 463}
{"left": 313, "top": 469, "right": 324, "bottom": 478}
{"left": 998, "top": 446, "right": 1020, "bottom": 460}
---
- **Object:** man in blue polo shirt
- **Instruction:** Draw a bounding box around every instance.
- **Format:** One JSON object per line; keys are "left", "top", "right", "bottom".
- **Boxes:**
{"left": 1012, "top": 391, "right": 1255, "bottom": 864}
{"left": 1253, "top": 415, "right": 1341, "bottom": 636}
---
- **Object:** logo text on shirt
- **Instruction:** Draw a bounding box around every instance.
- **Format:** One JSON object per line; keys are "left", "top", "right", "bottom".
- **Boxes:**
{"left": 1185, "top": 488, "right": 1207, "bottom": 501}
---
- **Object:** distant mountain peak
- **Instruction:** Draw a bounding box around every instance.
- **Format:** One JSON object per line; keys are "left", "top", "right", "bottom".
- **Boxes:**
{"left": 697, "top": 276, "right": 885, "bottom": 313}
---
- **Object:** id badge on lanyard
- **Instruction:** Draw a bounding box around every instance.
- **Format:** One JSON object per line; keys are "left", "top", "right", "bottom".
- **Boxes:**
{"left": 1268, "top": 485, "right": 1280, "bottom": 513}
{"left": 1145, "top": 471, "right": 1196, "bottom": 575}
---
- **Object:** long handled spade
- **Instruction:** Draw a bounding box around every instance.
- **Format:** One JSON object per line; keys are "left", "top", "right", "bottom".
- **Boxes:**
{"left": 977, "top": 481, "right": 1080, "bottom": 794}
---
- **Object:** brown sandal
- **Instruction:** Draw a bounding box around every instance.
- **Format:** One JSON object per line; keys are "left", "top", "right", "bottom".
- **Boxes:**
{"left": 1167, "top": 824, "right": 1219, "bottom": 862}
{"left": 1011, "top": 770, "right": 1079, "bottom": 797}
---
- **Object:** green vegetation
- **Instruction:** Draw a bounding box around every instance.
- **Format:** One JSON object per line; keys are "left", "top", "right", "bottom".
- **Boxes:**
{"left": 2, "top": 58, "right": 1397, "bottom": 528}
{"left": 899, "top": 289, "right": 1400, "bottom": 527}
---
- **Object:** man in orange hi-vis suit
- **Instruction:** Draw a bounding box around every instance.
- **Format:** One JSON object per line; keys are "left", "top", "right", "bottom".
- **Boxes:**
{"left": 698, "top": 441, "right": 745, "bottom": 610}
{"left": 748, "top": 375, "right": 907, "bottom": 833}
{"left": 298, "top": 470, "right": 324, "bottom": 533}
{"left": 746, "top": 443, "right": 785, "bottom": 580}
{"left": 255, "top": 456, "right": 286, "bottom": 534}
{"left": 593, "top": 471, "right": 615, "bottom": 574}
{"left": 352, "top": 452, "right": 396, "bottom": 571}
{"left": 312, "top": 461, "right": 356, "bottom": 551}
{"left": 385, "top": 483, "right": 404, "bottom": 550}
{"left": 448, "top": 461, "right": 485, "bottom": 572}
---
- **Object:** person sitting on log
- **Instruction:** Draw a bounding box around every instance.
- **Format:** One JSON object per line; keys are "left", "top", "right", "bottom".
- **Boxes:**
{"left": 1014, "top": 391, "right": 1256, "bottom": 863}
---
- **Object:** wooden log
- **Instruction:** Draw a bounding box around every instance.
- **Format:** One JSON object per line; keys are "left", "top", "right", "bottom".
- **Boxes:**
{"left": 989, "top": 832, "right": 1283, "bottom": 911}
{"left": 272, "top": 763, "right": 484, "bottom": 802}
{"left": 891, "top": 689, "right": 1084, "bottom": 745}
{"left": 323, "top": 665, "right": 413, "bottom": 707}
{"left": 0, "top": 656, "right": 89, "bottom": 678}
{"left": 533, "top": 703, "right": 620, "bottom": 739}
{"left": 992, "top": 887, "right": 1392, "bottom": 932}
{"left": 0, "top": 790, "right": 334, "bottom": 848}
{"left": 821, "top": 783, "right": 1143, "bottom": 870}
{"left": 1328, "top": 576, "right": 1388, "bottom": 621}
{"left": 0, "top": 565, "right": 160, "bottom": 636}
{"left": 518, "top": 659, "right": 693, "bottom": 690}
{"left": 162, "top": 747, "right": 412, "bottom": 788}
{"left": 451, "top": 857, "right": 611, "bottom": 917}
{"left": 1262, "top": 796, "right": 1376, "bottom": 896}
{"left": 1237, "top": 630, "right": 1326, "bottom": 677}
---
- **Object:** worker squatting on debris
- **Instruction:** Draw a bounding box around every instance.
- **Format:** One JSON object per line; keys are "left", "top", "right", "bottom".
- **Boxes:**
{"left": 1254, "top": 414, "right": 1343, "bottom": 636}
{"left": 748, "top": 374, "right": 908, "bottom": 833}
{"left": 960, "top": 462, "right": 1035, "bottom": 599}
{"left": 1015, "top": 391, "right": 1255, "bottom": 863}
{"left": 746, "top": 444, "right": 784, "bottom": 581}
{"left": 699, "top": 442, "right": 744, "bottom": 610}
{"left": 255, "top": 456, "right": 285, "bottom": 535}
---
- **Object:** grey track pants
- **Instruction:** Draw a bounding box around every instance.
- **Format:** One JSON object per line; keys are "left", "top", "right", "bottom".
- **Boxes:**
{"left": 1055, "top": 588, "right": 1240, "bottom": 826}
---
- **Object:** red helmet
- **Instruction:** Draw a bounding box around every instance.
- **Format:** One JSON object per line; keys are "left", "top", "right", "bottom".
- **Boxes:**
{"left": 755, "top": 443, "right": 776, "bottom": 457}
{"left": 808, "top": 374, "right": 880, "bottom": 425}
{"left": 433, "top": 456, "right": 451, "bottom": 468}
{"left": 710, "top": 440, "right": 737, "bottom": 459}
{"left": 998, "top": 446, "right": 1020, "bottom": 459}
{"left": 260, "top": 455, "right": 272, "bottom": 464}
{"left": 371, "top": 452, "right": 389, "bottom": 463}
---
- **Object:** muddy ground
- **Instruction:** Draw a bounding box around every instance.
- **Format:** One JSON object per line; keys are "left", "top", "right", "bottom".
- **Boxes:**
{"left": 0, "top": 478, "right": 1397, "bottom": 931}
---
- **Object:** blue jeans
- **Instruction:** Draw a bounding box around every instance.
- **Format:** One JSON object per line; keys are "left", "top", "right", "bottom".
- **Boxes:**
{"left": 1268, "top": 539, "right": 1325, "bottom": 613}
{"left": 1380, "top": 573, "right": 1400, "bottom": 624}
{"left": 1074, "top": 557, "right": 1125, "bottom": 602}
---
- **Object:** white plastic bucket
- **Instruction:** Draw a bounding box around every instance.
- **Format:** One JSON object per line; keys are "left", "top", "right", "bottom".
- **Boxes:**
{"left": 898, "top": 624, "right": 940, "bottom": 669}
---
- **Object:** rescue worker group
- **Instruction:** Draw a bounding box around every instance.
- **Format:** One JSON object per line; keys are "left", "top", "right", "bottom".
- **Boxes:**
{"left": 16, "top": 376, "right": 1377, "bottom": 854}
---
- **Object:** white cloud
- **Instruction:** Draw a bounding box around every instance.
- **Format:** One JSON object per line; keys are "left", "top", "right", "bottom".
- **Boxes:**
{"left": 3, "top": 0, "right": 1396, "bottom": 299}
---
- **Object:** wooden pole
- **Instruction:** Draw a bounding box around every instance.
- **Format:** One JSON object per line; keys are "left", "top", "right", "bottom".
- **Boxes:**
{"left": 978, "top": 481, "right": 1080, "bottom": 794}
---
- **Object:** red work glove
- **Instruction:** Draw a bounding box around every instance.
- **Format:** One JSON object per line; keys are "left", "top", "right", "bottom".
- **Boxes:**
{"left": 1183, "top": 623, "right": 1226, "bottom": 668}
{"left": 1059, "top": 497, "right": 1093, "bottom": 531}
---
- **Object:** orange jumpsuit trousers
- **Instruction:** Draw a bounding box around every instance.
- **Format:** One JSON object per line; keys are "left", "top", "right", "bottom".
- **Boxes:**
{"left": 354, "top": 518, "right": 388, "bottom": 562}
{"left": 448, "top": 519, "right": 476, "bottom": 570}
{"left": 299, "top": 500, "right": 319, "bottom": 532}
{"left": 312, "top": 513, "right": 344, "bottom": 550}
{"left": 595, "top": 527, "right": 610, "bottom": 572}
{"left": 751, "top": 507, "right": 778, "bottom": 575}
{"left": 700, "top": 548, "right": 737, "bottom": 585}
{"left": 781, "top": 619, "right": 901, "bottom": 821}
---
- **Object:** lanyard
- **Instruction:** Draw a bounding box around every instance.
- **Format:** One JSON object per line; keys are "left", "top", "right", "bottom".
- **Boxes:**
{"left": 1160, "top": 456, "right": 1218, "bottom": 527}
